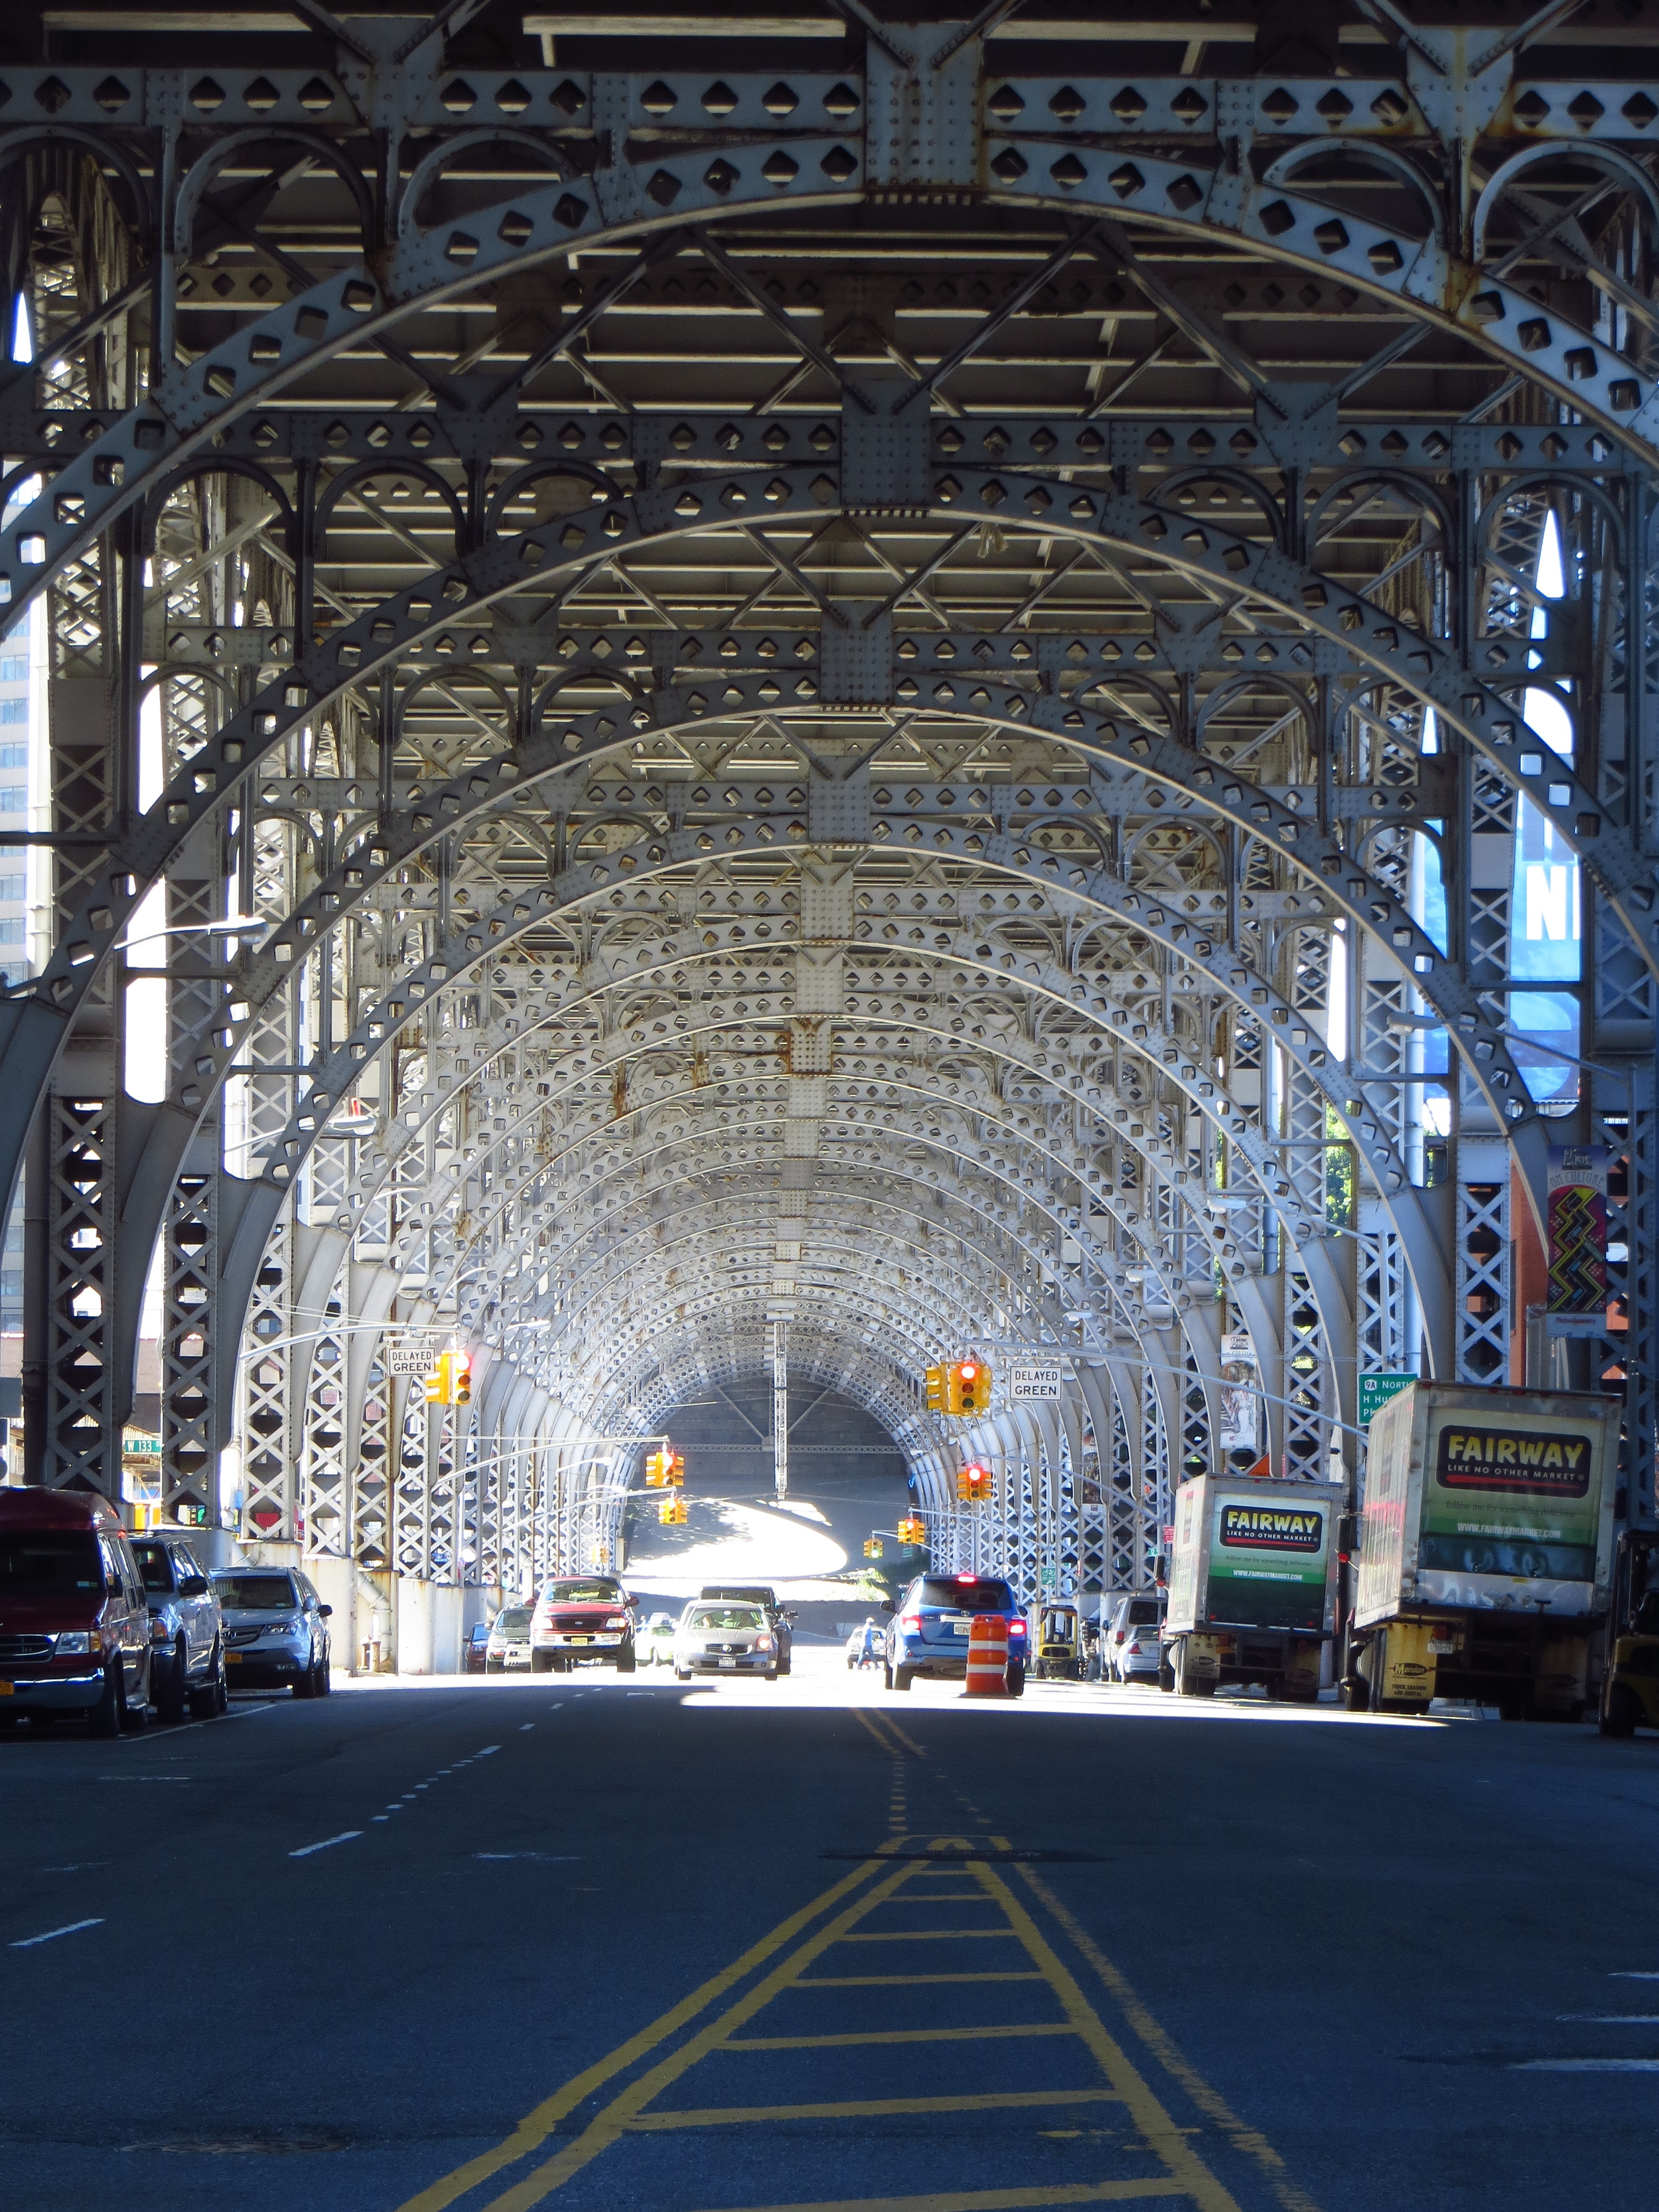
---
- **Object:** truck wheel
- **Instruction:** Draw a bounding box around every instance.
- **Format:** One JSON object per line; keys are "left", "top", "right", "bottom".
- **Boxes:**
{"left": 892, "top": 1666, "right": 914, "bottom": 1692}
{"left": 1158, "top": 1659, "right": 1175, "bottom": 1693}
{"left": 616, "top": 1643, "right": 636, "bottom": 1674}
{"left": 1005, "top": 1661, "right": 1025, "bottom": 1699}
{"left": 530, "top": 1651, "right": 554, "bottom": 1672}
{"left": 1343, "top": 1676, "right": 1370, "bottom": 1714}
{"left": 1602, "top": 1685, "right": 1640, "bottom": 1738}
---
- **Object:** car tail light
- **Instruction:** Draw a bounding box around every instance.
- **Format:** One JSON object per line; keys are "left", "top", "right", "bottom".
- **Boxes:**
{"left": 1126, "top": 1641, "right": 1141, "bottom": 1655}
{"left": 1114, "top": 1629, "right": 1126, "bottom": 1642}
{"left": 1008, "top": 1619, "right": 1026, "bottom": 1636}
{"left": 900, "top": 1613, "right": 922, "bottom": 1633}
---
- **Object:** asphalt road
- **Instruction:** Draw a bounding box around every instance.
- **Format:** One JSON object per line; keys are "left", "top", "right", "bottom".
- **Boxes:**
{"left": 3, "top": 1655, "right": 1658, "bottom": 2212}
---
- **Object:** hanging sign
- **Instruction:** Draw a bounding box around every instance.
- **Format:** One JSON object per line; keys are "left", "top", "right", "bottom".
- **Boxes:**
{"left": 1547, "top": 1143, "right": 1609, "bottom": 1337}
{"left": 1007, "top": 1363, "right": 1062, "bottom": 1400}
{"left": 386, "top": 1339, "right": 441, "bottom": 1376}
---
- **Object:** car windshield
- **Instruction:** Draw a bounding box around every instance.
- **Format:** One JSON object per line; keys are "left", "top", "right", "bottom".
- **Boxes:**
{"left": 689, "top": 1606, "right": 763, "bottom": 1630}
{"left": 918, "top": 1577, "right": 1015, "bottom": 1613}
{"left": 1127, "top": 1599, "right": 1161, "bottom": 1625}
{"left": 129, "top": 1540, "right": 175, "bottom": 1593}
{"left": 213, "top": 1574, "right": 296, "bottom": 1610}
{"left": 496, "top": 1608, "right": 532, "bottom": 1632}
{"left": 543, "top": 1581, "right": 620, "bottom": 1605}
{"left": 0, "top": 1530, "right": 104, "bottom": 1596}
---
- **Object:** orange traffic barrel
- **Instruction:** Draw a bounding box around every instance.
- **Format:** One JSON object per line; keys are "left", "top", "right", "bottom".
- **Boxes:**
{"left": 965, "top": 1614, "right": 1009, "bottom": 1698}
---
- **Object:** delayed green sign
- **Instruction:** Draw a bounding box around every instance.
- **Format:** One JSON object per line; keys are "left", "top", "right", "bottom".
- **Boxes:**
{"left": 1359, "top": 1373, "right": 1415, "bottom": 1426}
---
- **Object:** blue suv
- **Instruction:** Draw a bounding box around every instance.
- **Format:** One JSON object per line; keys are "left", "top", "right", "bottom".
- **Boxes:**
{"left": 885, "top": 1573, "right": 1027, "bottom": 1695}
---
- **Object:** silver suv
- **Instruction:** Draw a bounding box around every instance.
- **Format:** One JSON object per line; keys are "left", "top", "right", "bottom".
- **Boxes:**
{"left": 129, "top": 1533, "right": 226, "bottom": 1722}
{"left": 211, "top": 1567, "right": 332, "bottom": 1697}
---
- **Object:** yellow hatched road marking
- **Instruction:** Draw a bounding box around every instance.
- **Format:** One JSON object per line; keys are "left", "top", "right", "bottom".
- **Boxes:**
{"left": 461, "top": 1861, "right": 922, "bottom": 2212}
{"left": 683, "top": 2185, "right": 1187, "bottom": 2212}
{"left": 838, "top": 1927, "right": 1019, "bottom": 1943}
{"left": 628, "top": 2089, "right": 1123, "bottom": 2130}
{"left": 722, "top": 2022, "right": 1078, "bottom": 2051}
{"left": 798, "top": 1972, "right": 1045, "bottom": 1988}
{"left": 970, "top": 1864, "right": 1242, "bottom": 2212}
{"left": 1018, "top": 1871, "right": 1325, "bottom": 2212}
{"left": 392, "top": 1852, "right": 901, "bottom": 2212}
{"left": 399, "top": 1838, "right": 1301, "bottom": 2212}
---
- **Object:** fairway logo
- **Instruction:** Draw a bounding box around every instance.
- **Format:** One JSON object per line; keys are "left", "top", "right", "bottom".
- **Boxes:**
{"left": 1218, "top": 1505, "right": 1324, "bottom": 1552}
{"left": 1436, "top": 1428, "right": 1592, "bottom": 1499}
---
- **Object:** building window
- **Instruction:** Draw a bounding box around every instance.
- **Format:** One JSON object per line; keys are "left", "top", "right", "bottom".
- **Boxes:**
{"left": 0, "top": 742, "right": 25, "bottom": 765}
{"left": 0, "top": 788, "right": 25, "bottom": 812}
{"left": 0, "top": 920, "right": 22, "bottom": 945}
{"left": 0, "top": 875, "right": 22, "bottom": 902}
{"left": 0, "top": 701, "right": 27, "bottom": 726}
{"left": 0, "top": 658, "right": 26, "bottom": 683}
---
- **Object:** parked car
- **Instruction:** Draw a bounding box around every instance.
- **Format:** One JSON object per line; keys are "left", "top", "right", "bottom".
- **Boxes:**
{"left": 1106, "top": 1593, "right": 1164, "bottom": 1684}
{"left": 211, "top": 1566, "right": 332, "bottom": 1696}
{"left": 530, "top": 1576, "right": 636, "bottom": 1673}
{"left": 845, "top": 1619, "right": 883, "bottom": 1669}
{"left": 0, "top": 1489, "right": 151, "bottom": 1734}
{"left": 129, "top": 1531, "right": 226, "bottom": 1720}
{"left": 674, "top": 1600, "right": 780, "bottom": 1680}
{"left": 642, "top": 1611, "right": 678, "bottom": 1666}
{"left": 486, "top": 1605, "right": 534, "bottom": 1672}
{"left": 463, "top": 1621, "right": 492, "bottom": 1674}
{"left": 699, "top": 1583, "right": 793, "bottom": 1674}
{"left": 885, "top": 1572, "right": 1027, "bottom": 1694}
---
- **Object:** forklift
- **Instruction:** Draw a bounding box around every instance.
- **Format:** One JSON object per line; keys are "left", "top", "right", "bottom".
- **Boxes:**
{"left": 1599, "top": 1528, "right": 1659, "bottom": 1737}
{"left": 1031, "top": 1601, "right": 1082, "bottom": 1681}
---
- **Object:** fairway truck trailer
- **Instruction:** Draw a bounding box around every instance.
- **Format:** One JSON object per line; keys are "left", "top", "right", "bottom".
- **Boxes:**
{"left": 1350, "top": 1383, "right": 1621, "bottom": 1721}
{"left": 1161, "top": 1475, "right": 1337, "bottom": 1700}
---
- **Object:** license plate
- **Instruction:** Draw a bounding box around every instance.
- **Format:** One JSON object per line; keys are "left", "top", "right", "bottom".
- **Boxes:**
{"left": 952, "top": 1623, "right": 970, "bottom": 1636}
{"left": 719, "top": 1658, "right": 737, "bottom": 1668}
{"left": 0, "top": 1681, "right": 12, "bottom": 1696}
{"left": 226, "top": 1652, "right": 244, "bottom": 1663}
{"left": 568, "top": 1635, "right": 591, "bottom": 1645}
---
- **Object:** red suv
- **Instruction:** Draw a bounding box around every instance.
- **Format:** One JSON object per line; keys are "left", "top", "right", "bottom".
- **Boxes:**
{"left": 0, "top": 1490, "right": 153, "bottom": 1733}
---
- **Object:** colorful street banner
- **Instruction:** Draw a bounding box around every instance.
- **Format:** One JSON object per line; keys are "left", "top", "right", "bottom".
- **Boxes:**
{"left": 1546, "top": 1143, "right": 1608, "bottom": 1337}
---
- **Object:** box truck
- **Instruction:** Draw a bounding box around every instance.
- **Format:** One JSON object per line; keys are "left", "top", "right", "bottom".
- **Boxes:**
{"left": 1352, "top": 1382, "right": 1621, "bottom": 1720}
{"left": 1161, "top": 1473, "right": 1337, "bottom": 1700}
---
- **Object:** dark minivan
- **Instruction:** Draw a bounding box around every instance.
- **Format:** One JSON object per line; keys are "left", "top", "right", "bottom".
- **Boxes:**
{"left": 0, "top": 1490, "right": 153, "bottom": 1733}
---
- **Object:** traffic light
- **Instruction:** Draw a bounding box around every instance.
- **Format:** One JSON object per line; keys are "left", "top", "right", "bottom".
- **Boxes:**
{"left": 658, "top": 1495, "right": 688, "bottom": 1526}
{"left": 667, "top": 1451, "right": 684, "bottom": 1487}
{"left": 924, "top": 1363, "right": 948, "bottom": 1410}
{"left": 424, "top": 1351, "right": 473, "bottom": 1405}
{"left": 956, "top": 1461, "right": 993, "bottom": 1505}
{"left": 897, "top": 1512, "right": 926, "bottom": 1546}
{"left": 645, "top": 1448, "right": 670, "bottom": 1488}
{"left": 949, "top": 1358, "right": 991, "bottom": 1415}
{"left": 863, "top": 1536, "right": 884, "bottom": 1559}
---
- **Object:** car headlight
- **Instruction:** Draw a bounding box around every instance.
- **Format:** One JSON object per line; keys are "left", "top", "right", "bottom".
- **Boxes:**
{"left": 54, "top": 1631, "right": 94, "bottom": 1655}
{"left": 149, "top": 1616, "right": 171, "bottom": 1643}
{"left": 272, "top": 1615, "right": 307, "bottom": 1639}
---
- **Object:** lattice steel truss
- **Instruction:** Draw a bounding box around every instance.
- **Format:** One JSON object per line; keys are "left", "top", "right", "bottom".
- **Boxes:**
{"left": 0, "top": 3, "right": 1652, "bottom": 1631}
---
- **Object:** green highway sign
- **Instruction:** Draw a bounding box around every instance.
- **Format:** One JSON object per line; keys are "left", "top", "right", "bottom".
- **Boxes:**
{"left": 1358, "top": 1373, "right": 1417, "bottom": 1426}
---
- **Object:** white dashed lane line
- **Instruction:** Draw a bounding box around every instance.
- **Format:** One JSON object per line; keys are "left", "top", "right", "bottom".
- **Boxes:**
{"left": 297, "top": 1743, "right": 508, "bottom": 1850}
{"left": 289, "top": 1830, "right": 363, "bottom": 1859}
{"left": 10, "top": 1918, "right": 104, "bottom": 1949}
